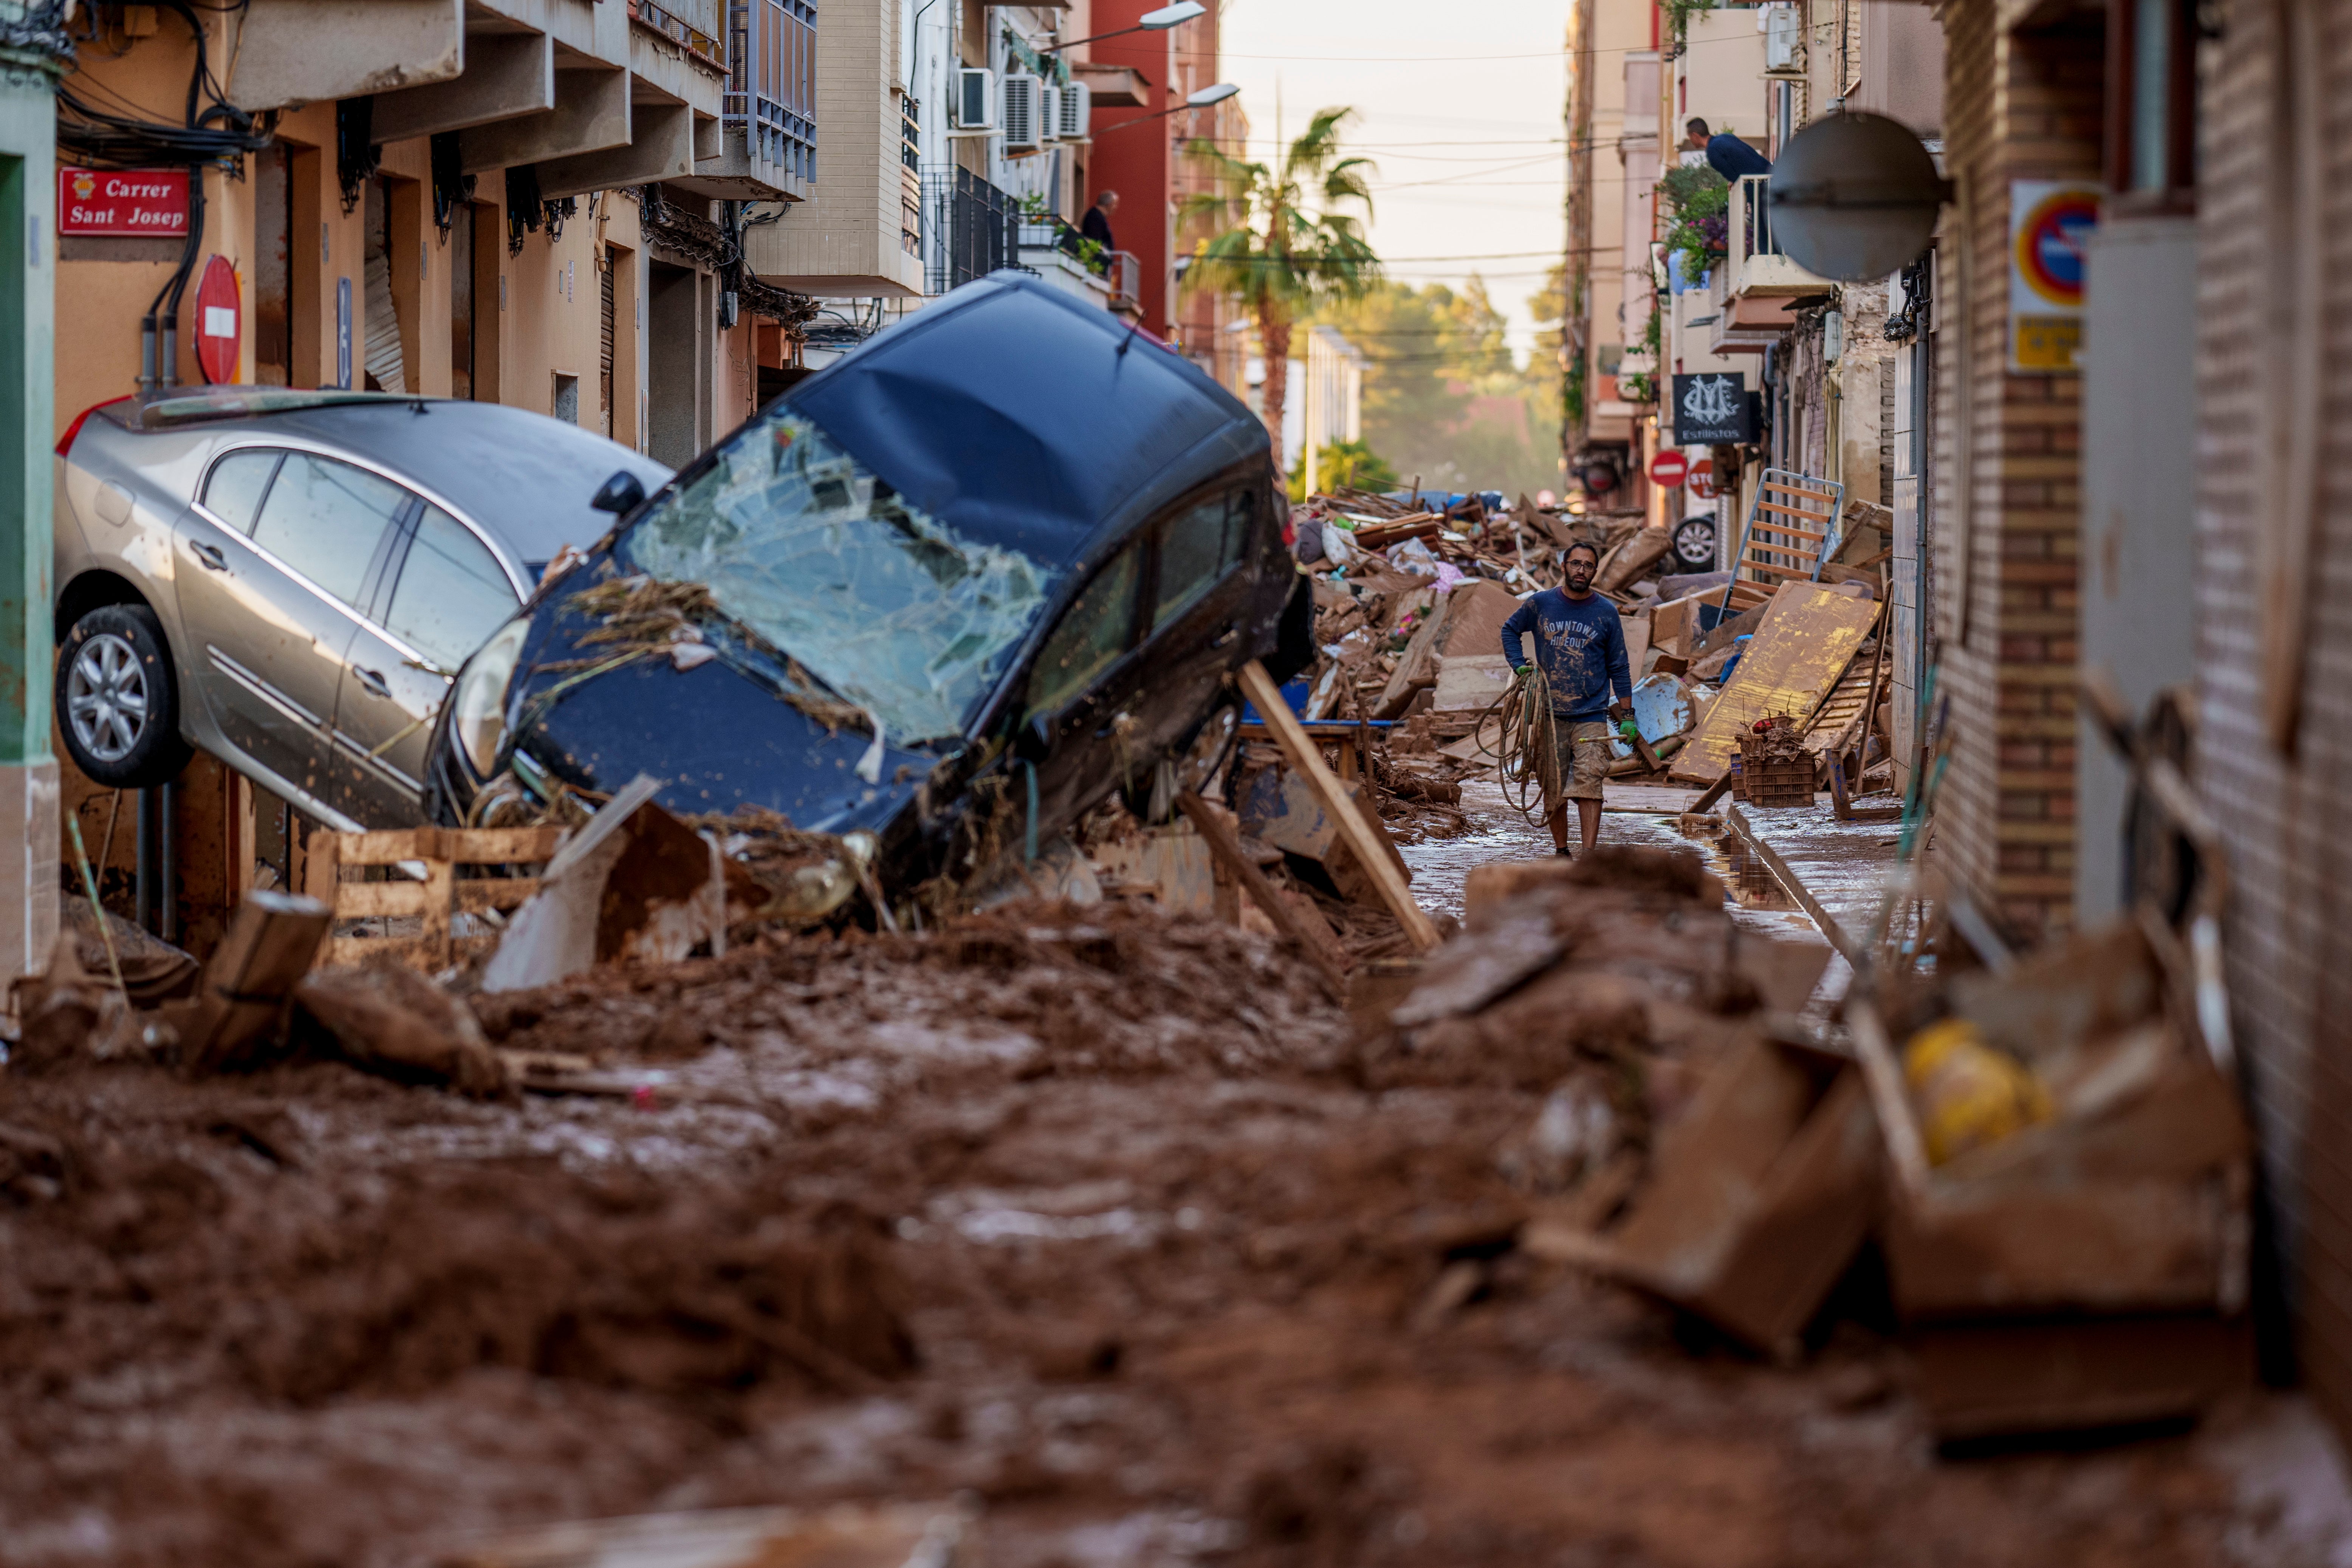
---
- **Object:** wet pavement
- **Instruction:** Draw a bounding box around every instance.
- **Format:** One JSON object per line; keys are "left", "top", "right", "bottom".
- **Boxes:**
{"left": 1401, "top": 772, "right": 1908, "bottom": 1005}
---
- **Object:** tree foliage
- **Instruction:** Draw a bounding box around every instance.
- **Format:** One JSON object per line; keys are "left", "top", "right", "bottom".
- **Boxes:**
{"left": 1180, "top": 107, "right": 1381, "bottom": 473}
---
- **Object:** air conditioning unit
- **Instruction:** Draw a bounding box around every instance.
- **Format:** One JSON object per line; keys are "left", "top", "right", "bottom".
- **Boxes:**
{"left": 952, "top": 66, "right": 996, "bottom": 131}
{"left": 1002, "top": 72, "right": 1042, "bottom": 151}
{"left": 1056, "top": 80, "right": 1092, "bottom": 142}
{"left": 1040, "top": 84, "right": 1062, "bottom": 141}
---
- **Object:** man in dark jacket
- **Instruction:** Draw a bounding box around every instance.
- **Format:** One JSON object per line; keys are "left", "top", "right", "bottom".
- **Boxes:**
{"left": 1081, "top": 190, "right": 1118, "bottom": 250}
{"left": 1706, "top": 131, "right": 1772, "bottom": 183}
{"left": 1500, "top": 540, "right": 1634, "bottom": 856}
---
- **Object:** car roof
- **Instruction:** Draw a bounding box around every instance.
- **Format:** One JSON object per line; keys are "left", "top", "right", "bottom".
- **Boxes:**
{"left": 101, "top": 390, "right": 672, "bottom": 567}
{"left": 781, "top": 274, "right": 1268, "bottom": 568}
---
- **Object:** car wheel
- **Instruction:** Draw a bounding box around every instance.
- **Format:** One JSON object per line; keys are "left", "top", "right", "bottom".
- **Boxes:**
{"left": 57, "top": 604, "right": 193, "bottom": 788}
{"left": 1672, "top": 515, "right": 1718, "bottom": 570}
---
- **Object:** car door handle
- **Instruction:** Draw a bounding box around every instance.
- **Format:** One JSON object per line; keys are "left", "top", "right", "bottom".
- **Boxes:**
{"left": 190, "top": 541, "right": 229, "bottom": 572}
{"left": 353, "top": 666, "right": 390, "bottom": 699}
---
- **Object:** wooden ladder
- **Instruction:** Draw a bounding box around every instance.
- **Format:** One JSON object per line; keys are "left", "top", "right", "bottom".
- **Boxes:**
{"left": 1719, "top": 468, "right": 1845, "bottom": 615}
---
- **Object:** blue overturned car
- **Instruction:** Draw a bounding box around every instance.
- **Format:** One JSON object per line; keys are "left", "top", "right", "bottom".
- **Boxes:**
{"left": 424, "top": 275, "right": 1311, "bottom": 896}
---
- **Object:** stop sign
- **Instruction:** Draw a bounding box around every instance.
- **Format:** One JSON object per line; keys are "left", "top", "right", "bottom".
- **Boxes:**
{"left": 194, "top": 254, "right": 240, "bottom": 384}
{"left": 1689, "top": 458, "right": 1717, "bottom": 499}
{"left": 1648, "top": 449, "right": 1690, "bottom": 488}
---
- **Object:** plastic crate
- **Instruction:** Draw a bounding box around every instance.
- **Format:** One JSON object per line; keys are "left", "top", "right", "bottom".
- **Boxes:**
{"left": 1737, "top": 726, "right": 1815, "bottom": 807}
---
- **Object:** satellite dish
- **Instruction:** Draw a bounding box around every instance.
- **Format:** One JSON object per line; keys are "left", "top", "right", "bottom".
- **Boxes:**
{"left": 1767, "top": 111, "right": 1951, "bottom": 282}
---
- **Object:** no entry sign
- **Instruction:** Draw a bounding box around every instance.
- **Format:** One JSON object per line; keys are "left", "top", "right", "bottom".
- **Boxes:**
{"left": 1648, "top": 449, "right": 1690, "bottom": 488}
{"left": 58, "top": 167, "right": 189, "bottom": 237}
{"left": 194, "top": 254, "right": 239, "bottom": 384}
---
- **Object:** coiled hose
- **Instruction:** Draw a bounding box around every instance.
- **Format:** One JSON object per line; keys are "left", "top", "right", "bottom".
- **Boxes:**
{"left": 1474, "top": 661, "right": 1561, "bottom": 826}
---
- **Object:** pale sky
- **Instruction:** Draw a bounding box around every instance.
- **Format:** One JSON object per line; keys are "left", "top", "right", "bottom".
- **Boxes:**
{"left": 1206, "top": 0, "right": 1573, "bottom": 363}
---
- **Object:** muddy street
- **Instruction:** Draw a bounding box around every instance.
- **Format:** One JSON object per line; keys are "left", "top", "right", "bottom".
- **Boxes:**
{"left": 0, "top": 778, "right": 2324, "bottom": 1567}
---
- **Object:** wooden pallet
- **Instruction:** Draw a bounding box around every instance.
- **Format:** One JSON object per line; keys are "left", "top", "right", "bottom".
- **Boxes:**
{"left": 302, "top": 825, "right": 568, "bottom": 972}
{"left": 1721, "top": 469, "right": 1844, "bottom": 613}
{"left": 1801, "top": 645, "right": 1879, "bottom": 755}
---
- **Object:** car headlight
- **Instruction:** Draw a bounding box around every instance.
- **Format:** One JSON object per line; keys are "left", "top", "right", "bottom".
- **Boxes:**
{"left": 453, "top": 617, "right": 530, "bottom": 778}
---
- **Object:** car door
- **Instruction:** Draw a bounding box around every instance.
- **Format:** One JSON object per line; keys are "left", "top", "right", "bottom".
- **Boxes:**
{"left": 171, "top": 447, "right": 409, "bottom": 802}
{"left": 1019, "top": 535, "right": 1150, "bottom": 835}
{"left": 327, "top": 502, "right": 522, "bottom": 825}
{"left": 1130, "top": 484, "right": 1256, "bottom": 759}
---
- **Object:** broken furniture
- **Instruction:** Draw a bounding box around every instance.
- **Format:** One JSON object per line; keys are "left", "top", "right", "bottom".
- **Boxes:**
{"left": 1670, "top": 581, "right": 1879, "bottom": 785}
{"left": 1718, "top": 467, "right": 1846, "bottom": 615}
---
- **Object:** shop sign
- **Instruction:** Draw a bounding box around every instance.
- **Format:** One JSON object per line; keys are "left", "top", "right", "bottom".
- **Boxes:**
{"left": 1672, "top": 373, "right": 1754, "bottom": 444}
{"left": 57, "top": 167, "right": 189, "bottom": 237}
{"left": 2009, "top": 181, "right": 2099, "bottom": 371}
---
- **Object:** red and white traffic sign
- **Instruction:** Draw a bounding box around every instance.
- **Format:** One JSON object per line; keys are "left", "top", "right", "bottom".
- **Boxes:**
{"left": 57, "top": 167, "right": 188, "bottom": 237}
{"left": 195, "top": 254, "right": 240, "bottom": 384}
{"left": 1648, "top": 449, "right": 1690, "bottom": 488}
{"left": 1688, "top": 458, "right": 1717, "bottom": 500}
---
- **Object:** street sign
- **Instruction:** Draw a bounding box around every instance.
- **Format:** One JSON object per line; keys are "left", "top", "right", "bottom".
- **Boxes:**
{"left": 57, "top": 167, "right": 188, "bottom": 237}
{"left": 1672, "top": 372, "right": 1755, "bottom": 444}
{"left": 194, "top": 254, "right": 239, "bottom": 384}
{"left": 1689, "top": 459, "right": 1717, "bottom": 500}
{"left": 1649, "top": 449, "right": 1690, "bottom": 488}
{"left": 2009, "top": 181, "right": 2099, "bottom": 371}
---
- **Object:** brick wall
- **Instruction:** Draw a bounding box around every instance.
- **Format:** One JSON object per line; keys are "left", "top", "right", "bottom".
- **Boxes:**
{"left": 1930, "top": 0, "right": 2100, "bottom": 939}
{"left": 2194, "top": 0, "right": 2352, "bottom": 1430}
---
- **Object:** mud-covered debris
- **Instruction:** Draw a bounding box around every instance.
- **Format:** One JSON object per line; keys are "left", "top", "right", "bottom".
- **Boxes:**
{"left": 294, "top": 960, "right": 508, "bottom": 1096}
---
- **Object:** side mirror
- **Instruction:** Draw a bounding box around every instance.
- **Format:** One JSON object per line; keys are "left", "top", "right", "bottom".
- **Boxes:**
{"left": 590, "top": 469, "right": 646, "bottom": 514}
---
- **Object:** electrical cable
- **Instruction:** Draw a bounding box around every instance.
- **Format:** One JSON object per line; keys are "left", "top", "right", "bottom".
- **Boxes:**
{"left": 1475, "top": 661, "right": 1563, "bottom": 827}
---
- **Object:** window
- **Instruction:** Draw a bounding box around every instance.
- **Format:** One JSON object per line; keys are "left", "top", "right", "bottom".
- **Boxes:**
{"left": 202, "top": 449, "right": 282, "bottom": 535}
{"left": 251, "top": 452, "right": 410, "bottom": 606}
{"left": 1153, "top": 490, "right": 1249, "bottom": 630}
{"left": 385, "top": 506, "right": 516, "bottom": 672}
{"left": 1027, "top": 544, "right": 1142, "bottom": 718}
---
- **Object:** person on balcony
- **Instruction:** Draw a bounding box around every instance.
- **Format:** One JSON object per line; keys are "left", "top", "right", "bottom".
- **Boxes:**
{"left": 1081, "top": 190, "right": 1118, "bottom": 251}
{"left": 1707, "top": 128, "right": 1772, "bottom": 183}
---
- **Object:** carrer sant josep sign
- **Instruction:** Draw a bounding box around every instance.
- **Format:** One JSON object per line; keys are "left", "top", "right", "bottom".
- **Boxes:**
{"left": 1672, "top": 372, "right": 1754, "bottom": 446}
{"left": 58, "top": 167, "right": 189, "bottom": 237}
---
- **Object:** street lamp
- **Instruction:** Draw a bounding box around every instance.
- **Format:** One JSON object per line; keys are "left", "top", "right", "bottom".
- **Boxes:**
{"left": 1092, "top": 81, "right": 1241, "bottom": 133}
{"left": 1044, "top": 2, "right": 1206, "bottom": 53}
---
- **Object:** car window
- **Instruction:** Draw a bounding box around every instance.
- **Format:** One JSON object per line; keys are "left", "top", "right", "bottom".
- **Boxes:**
{"left": 384, "top": 506, "right": 516, "bottom": 672}
{"left": 1152, "top": 489, "right": 1250, "bottom": 630}
{"left": 1027, "top": 543, "right": 1143, "bottom": 718}
{"left": 251, "top": 453, "right": 410, "bottom": 607}
{"left": 203, "top": 449, "right": 282, "bottom": 535}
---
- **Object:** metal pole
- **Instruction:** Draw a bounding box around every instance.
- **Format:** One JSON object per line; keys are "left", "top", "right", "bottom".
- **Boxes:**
{"left": 159, "top": 778, "right": 177, "bottom": 945}
{"left": 135, "top": 787, "right": 154, "bottom": 933}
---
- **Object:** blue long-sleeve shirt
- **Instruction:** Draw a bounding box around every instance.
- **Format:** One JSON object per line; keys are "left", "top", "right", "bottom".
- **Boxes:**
{"left": 1501, "top": 588, "right": 1632, "bottom": 721}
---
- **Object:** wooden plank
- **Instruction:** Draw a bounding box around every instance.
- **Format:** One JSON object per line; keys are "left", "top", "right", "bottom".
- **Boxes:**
{"left": 446, "top": 827, "right": 567, "bottom": 862}
{"left": 1672, "top": 582, "right": 1880, "bottom": 783}
{"left": 332, "top": 881, "right": 434, "bottom": 919}
{"left": 300, "top": 830, "right": 342, "bottom": 903}
{"left": 455, "top": 878, "right": 543, "bottom": 913}
{"left": 1175, "top": 790, "right": 1349, "bottom": 990}
{"left": 332, "top": 828, "right": 444, "bottom": 865}
{"left": 1847, "top": 998, "right": 1935, "bottom": 1197}
{"left": 420, "top": 855, "right": 453, "bottom": 962}
{"left": 326, "top": 932, "right": 442, "bottom": 968}
{"left": 1239, "top": 660, "right": 1440, "bottom": 952}
{"left": 1737, "top": 559, "right": 1826, "bottom": 579}
{"left": 1753, "top": 501, "right": 1835, "bottom": 523}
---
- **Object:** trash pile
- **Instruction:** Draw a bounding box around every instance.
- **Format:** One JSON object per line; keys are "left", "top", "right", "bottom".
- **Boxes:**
{"left": 1371, "top": 826, "right": 2257, "bottom": 1444}
{"left": 1283, "top": 487, "right": 1901, "bottom": 827}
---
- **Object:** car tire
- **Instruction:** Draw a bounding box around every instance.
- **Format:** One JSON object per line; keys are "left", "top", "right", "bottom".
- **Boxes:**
{"left": 56, "top": 604, "right": 193, "bottom": 789}
{"left": 1672, "top": 515, "right": 1718, "bottom": 570}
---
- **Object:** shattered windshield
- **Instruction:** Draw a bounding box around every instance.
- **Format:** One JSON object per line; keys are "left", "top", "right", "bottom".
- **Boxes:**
{"left": 620, "top": 412, "right": 1058, "bottom": 742}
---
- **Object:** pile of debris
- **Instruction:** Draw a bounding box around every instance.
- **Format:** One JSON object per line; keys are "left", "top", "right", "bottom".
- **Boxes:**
{"left": 1364, "top": 827, "right": 2256, "bottom": 1445}
{"left": 1285, "top": 488, "right": 1902, "bottom": 822}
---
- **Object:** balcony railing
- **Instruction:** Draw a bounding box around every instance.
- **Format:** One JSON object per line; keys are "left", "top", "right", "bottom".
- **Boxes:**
{"left": 1725, "top": 175, "right": 1830, "bottom": 299}
{"left": 727, "top": 0, "right": 817, "bottom": 186}
{"left": 1106, "top": 250, "right": 1140, "bottom": 313}
{"left": 924, "top": 167, "right": 1018, "bottom": 294}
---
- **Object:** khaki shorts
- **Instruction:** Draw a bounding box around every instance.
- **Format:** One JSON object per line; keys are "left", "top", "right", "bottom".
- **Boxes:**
{"left": 1550, "top": 719, "right": 1613, "bottom": 803}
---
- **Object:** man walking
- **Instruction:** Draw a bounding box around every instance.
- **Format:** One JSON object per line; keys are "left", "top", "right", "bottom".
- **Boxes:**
{"left": 1500, "top": 540, "right": 1634, "bottom": 857}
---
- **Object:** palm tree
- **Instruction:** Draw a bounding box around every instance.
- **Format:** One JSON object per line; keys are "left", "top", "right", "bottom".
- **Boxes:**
{"left": 1180, "top": 106, "right": 1380, "bottom": 477}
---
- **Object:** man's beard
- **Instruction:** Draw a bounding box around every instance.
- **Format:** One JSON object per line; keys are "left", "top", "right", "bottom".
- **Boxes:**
{"left": 1565, "top": 568, "right": 1594, "bottom": 591}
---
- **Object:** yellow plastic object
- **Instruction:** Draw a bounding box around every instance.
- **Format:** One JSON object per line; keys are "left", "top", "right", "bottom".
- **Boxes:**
{"left": 1903, "top": 1017, "right": 2053, "bottom": 1166}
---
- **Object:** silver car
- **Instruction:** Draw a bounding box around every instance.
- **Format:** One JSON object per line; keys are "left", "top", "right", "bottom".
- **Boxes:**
{"left": 54, "top": 387, "right": 670, "bottom": 829}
